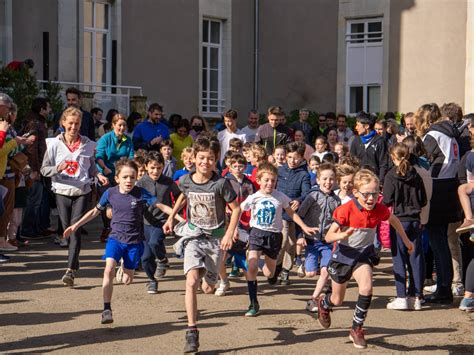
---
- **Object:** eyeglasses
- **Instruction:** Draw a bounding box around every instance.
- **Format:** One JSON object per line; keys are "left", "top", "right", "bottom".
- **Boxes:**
{"left": 357, "top": 190, "right": 379, "bottom": 199}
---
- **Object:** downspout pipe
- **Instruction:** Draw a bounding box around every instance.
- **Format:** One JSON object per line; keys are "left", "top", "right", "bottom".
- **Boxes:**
{"left": 253, "top": 0, "right": 259, "bottom": 111}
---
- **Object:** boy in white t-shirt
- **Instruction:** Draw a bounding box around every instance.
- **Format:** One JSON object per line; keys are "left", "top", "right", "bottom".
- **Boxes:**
{"left": 241, "top": 162, "right": 317, "bottom": 316}
{"left": 217, "top": 109, "right": 247, "bottom": 166}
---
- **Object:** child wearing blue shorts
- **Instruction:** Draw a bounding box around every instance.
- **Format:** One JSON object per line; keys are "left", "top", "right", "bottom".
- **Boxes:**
{"left": 297, "top": 163, "right": 340, "bottom": 312}
{"left": 63, "top": 158, "right": 165, "bottom": 325}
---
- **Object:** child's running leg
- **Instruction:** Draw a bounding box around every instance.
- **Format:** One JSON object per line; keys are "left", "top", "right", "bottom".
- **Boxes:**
{"left": 318, "top": 279, "right": 347, "bottom": 328}
{"left": 457, "top": 183, "right": 474, "bottom": 232}
{"left": 312, "top": 267, "right": 329, "bottom": 299}
{"left": 184, "top": 268, "right": 201, "bottom": 353}
{"left": 349, "top": 263, "right": 373, "bottom": 349}
{"left": 122, "top": 268, "right": 134, "bottom": 285}
{"left": 246, "top": 250, "right": 261, "bottom": 316}
{"left": 262, "top": 255, "right": 276, "bottom": 278}
{"left": 215, "top": 251, "right": 230, "bottom": 296}
{"left": 102, "top": 258, "right": 116, "bottom": 324}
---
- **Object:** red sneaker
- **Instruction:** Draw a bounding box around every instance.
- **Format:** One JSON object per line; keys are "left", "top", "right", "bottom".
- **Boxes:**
{"left": 349, "top": 326, "right": 367, "bottom": 349}
{"left": 317, "top": 294, "right": 332, "bottom": 329}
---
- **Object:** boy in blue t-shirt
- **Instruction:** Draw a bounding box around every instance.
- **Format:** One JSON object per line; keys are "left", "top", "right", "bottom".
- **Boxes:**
{"left": 63, "top": 158, "right": 172, "bottom": 325}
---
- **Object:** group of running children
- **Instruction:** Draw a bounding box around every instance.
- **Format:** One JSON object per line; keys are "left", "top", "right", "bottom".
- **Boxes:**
{"left": 63, "top": 126, "right": 434, "bottom": 353}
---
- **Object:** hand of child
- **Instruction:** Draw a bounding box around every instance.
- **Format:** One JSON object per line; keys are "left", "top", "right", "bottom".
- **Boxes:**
{"left": 63, "top": 225, "right": 76, "bottom": 239}
{"left": 97, "top": 173, "right": 109, "bottom": 186}
{"left": 163, "top": 219, "right": 174, "bottom": 235}
{"left": 57, "top": 161, "right": 68, "bottom": 172}
{"left": 342, "top": 227, "right": 355, "bottom": 239}
{"left": 232, "top": 229, "right": 239, "bottom": 242}
{"left": 220, "top": 235, "right": 233, "bottom": 251}
{"left": 406, "top": 241, "right": 415, "bottom": 254}
{"left": 302, "top": 225, "right": 319, "bottom": 236}
{"left": 297, "top": 238, "right": 307, "bottom": 247}
{"left": 290, "top": 200, "right": 300, "bottom": 211}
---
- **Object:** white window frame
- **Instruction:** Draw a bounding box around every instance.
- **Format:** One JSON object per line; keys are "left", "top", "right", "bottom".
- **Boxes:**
{"left": 201, "top": 18, "right": 225, "bottom": 117}
{"left": 83, "top": 0, "right": 112, "bottom": 92}
{"left": 345, "top": 18, "right": 383, "bottom": 114}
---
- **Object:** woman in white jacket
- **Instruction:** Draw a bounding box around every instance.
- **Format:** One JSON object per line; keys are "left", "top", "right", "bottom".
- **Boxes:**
{"left": 41, "top": 107, "right": 108, "bottom": 286}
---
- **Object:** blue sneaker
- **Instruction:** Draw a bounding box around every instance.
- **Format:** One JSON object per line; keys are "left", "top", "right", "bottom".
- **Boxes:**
{"left": 459, "top": 297, "right": 474, "bottom": 311}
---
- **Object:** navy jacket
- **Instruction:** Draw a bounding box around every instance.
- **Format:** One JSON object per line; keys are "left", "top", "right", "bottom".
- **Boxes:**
{"left": 277, "top": 161, "right": 311, "bottom": 221}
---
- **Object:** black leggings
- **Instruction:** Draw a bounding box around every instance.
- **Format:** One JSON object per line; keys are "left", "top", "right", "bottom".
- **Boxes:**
{"left": 55, "top": 193, "right": 90, "bottom": 270}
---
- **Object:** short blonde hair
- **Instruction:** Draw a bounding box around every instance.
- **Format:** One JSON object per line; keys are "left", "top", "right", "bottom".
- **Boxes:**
{"left": 353, "top": 169, "right": 379, "bottom": 190}
{"left": 181, "top": 147, "right": 194, "bottom": 160}
{"left": 256, "top": 162, "right": 278, "bottom": 180}
{"left": 60, "top": 107, "right": 82, "bottom": 123}
{"left": 250, "top": 143, "right": 267, "bottom": 162}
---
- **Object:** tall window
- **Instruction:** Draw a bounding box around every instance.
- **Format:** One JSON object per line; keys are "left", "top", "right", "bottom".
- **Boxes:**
{"left": 84, "top": 0, "right": 111, "bottom": 91}
{"left": 346, "top": 18, "right": 383, "bottom": 114}
{"left": 202, "top": 19, "right": 223, "bottom": 115}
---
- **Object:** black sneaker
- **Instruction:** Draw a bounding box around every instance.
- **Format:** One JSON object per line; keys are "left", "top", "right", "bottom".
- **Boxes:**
{"left": 147, "top": 280, "right": 158, "bottom": 294}
{"left": 62, "top": 269, "right": 75, "bottom": 286}
{"left": 184, "top": 329, "right": 199, "bottom": 353}
{"left": 279, "top": 269, "right": 290, "bottom": 285}
{"left": 0, "top": 253, "right": 10, "bottom": 263}
{"left": 268, "top": 264, "right": 282, "bottom": 285}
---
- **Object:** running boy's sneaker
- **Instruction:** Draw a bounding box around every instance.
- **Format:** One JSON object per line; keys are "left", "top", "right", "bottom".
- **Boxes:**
{"left": 386, "top": 297, "right": 408, "bottom": 310}
{"left": 317, "top": 294, "right": 331, "bottom": 328}
{"left": 154, "top": 257, "right": 169, "bottom": 279}
{"left": 62, "top": 269, "right": 75, "bottom": 286}
{"left": 0, "top": 253, "right": 10, "bottom": 263}
{"left": 297, "top": 264, "right": 305, "bottom": 278}
{"left": 459, "top": 297, "right": 474, "bottom": 311}
{"left": 184, "top": 329, "right": 199, "bottom": 353}
{"left": 101, "top": 309, "right": 114, "bottom": 324}
{"left": 115, "top": 262, "right": 124, "bottom": 283}
{"left": 228, "top": 264, "right": 240, "bottom": 278}
{"left": 147, "top": 280, "right": 158, "bottom": 294}
{"left": 305, "top": 299, "right": 318, "bottom": 313}
{"left": 215, "top": 280, "right": 230, "bottom": 296}
{"left": 349, "top": 326, "right": 367, "bottom": 349}
{"left": 424, "top": 284, "right": 437, "bottom": 293}
{"left": 244, "top": 302, "right": 260, "bottom": 317}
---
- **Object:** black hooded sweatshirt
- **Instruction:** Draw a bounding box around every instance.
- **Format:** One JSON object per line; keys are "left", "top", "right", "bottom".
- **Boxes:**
{"left": 383, "top": 166, "right": 427, "bottom": 222}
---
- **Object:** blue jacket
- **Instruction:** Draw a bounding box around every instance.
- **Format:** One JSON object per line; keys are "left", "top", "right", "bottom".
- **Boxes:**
{"left": 277, "top": 161, "right": 311, "bottom": 221}
{"left": 95, "top": 131, "right": 134, "bottom": 179}
{"left": 133, "top": 118, "right": 170, "bottom": 150}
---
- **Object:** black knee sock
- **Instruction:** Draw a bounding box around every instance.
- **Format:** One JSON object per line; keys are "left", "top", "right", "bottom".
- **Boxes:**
{"left": 247, "top": 280, "right": 258, "bottom": 305}
{"left": 322, "top": 293, "right": 334, "bottom": 310}
{"left": 352, "top": 294, "right": 372, "bottom": 329}
{"left": 104, "top": 302, "right": 111, "bottom": 311}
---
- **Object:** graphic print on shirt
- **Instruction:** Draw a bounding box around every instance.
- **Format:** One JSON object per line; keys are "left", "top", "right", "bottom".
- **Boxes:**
{"left": 188, "top": 192, "right": 217, "bottom": 229}
{"left": 256, "top": 200, "right": 276, "bottom": 227}
{"left": 64, "top": 160, "right": 79, "bottom": 176}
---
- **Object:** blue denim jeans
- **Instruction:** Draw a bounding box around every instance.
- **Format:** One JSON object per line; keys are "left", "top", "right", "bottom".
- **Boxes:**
{"left": 426, "top": 224, "right": 453, "bottom": 295}
{"left": 141, "top": 225, "right": 167, "bottom": 280}
{"left": 390, "top": 221, "right": 425, "bottom": 297}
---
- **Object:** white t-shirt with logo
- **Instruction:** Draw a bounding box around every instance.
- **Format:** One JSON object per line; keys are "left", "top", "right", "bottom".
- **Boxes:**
{"left": 217, "top": 129, "right": 247, "bottom": 165}
{"left": 241, "top": 190, "right": 291, "bottom": 232}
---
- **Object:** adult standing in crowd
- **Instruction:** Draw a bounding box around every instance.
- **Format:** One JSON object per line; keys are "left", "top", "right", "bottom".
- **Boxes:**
{"left": 133, "top": 103, "right": 170, "bottom": 151}
{"left": 95, "top": 113, "right": 134, "bottom": 242}
{"left": 189, "top": 115, "right": 208, "bottom": 140}
{"left": 336, "top": 114, "right": 353, "bottom": 143}
{"left": 350, "top": 111, "right": 389, "bottom": 183}
{"left": 54, "top": 88, "right": 95, "bottom": 141}
{"left": 255, "top": 106, "right": 293, "bottom": 156}
{"left": 322, "top": 112, "right": 337, "bottom": 136}
{"left": 170, "top": 119, "right": 193, "bottom": 170}
{"left": 241, "top": 110, "right": 260, "bottom": 142}
{"left": 0, "top": 99, "right": 34, "bottom": 253}
{"left": 21, "top": 97, "right": 52, "bottom": 239}
{"left": 41, "top": 107, "right": 108, "bottom": 286}
{"left": 415, "top": 103, "right": 461, "bottom": 304}
{"left": 291, "top": 108, "right": 313, "bottom": 145}
{"left": 217, "top": 109, "right": 247, "bottom": 165}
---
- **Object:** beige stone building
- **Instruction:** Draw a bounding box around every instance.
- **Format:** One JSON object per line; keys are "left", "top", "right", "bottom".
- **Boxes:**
{"left": 0, "top": 0, "right": 473, "bottom": 122}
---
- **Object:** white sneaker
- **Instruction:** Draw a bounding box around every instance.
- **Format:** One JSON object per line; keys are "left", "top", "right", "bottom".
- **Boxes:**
{"left": 408, "top": 297, "right": 422, "bottom": 311}
{"left": 305, "top": 299, "right": 318, "bottom": 313}
{"left": 386, "top": 297, "right": 409, "bottom": 310}
{"left": 215, "top": 281, "right": 230, "bottom": 296}
{"left": 297, "top": 264, "right": 305, "bottom": 278}
{"left": 423, "top": 284, "right": 437, "bottom": 293}
{"left": 452, "top": 284, "right": 465, "bottom": 297}
{"left": 101, "top": 309, "right": 113, "bottom": 324}
{"left": 115, "top": 262, "right": 124, "bottom": 283}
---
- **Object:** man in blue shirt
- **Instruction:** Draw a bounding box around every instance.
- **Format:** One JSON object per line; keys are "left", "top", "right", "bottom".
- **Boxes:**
{"left": 133, "top": 103, "right": 170, "bottom": 151}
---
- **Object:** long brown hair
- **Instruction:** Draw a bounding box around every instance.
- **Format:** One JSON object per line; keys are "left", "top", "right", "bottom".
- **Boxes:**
{"left": 414, "top": 103, "right": 442, "bottom": 137}
{"left": 390, "top": 143, "right": 411, "bottom": 176}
